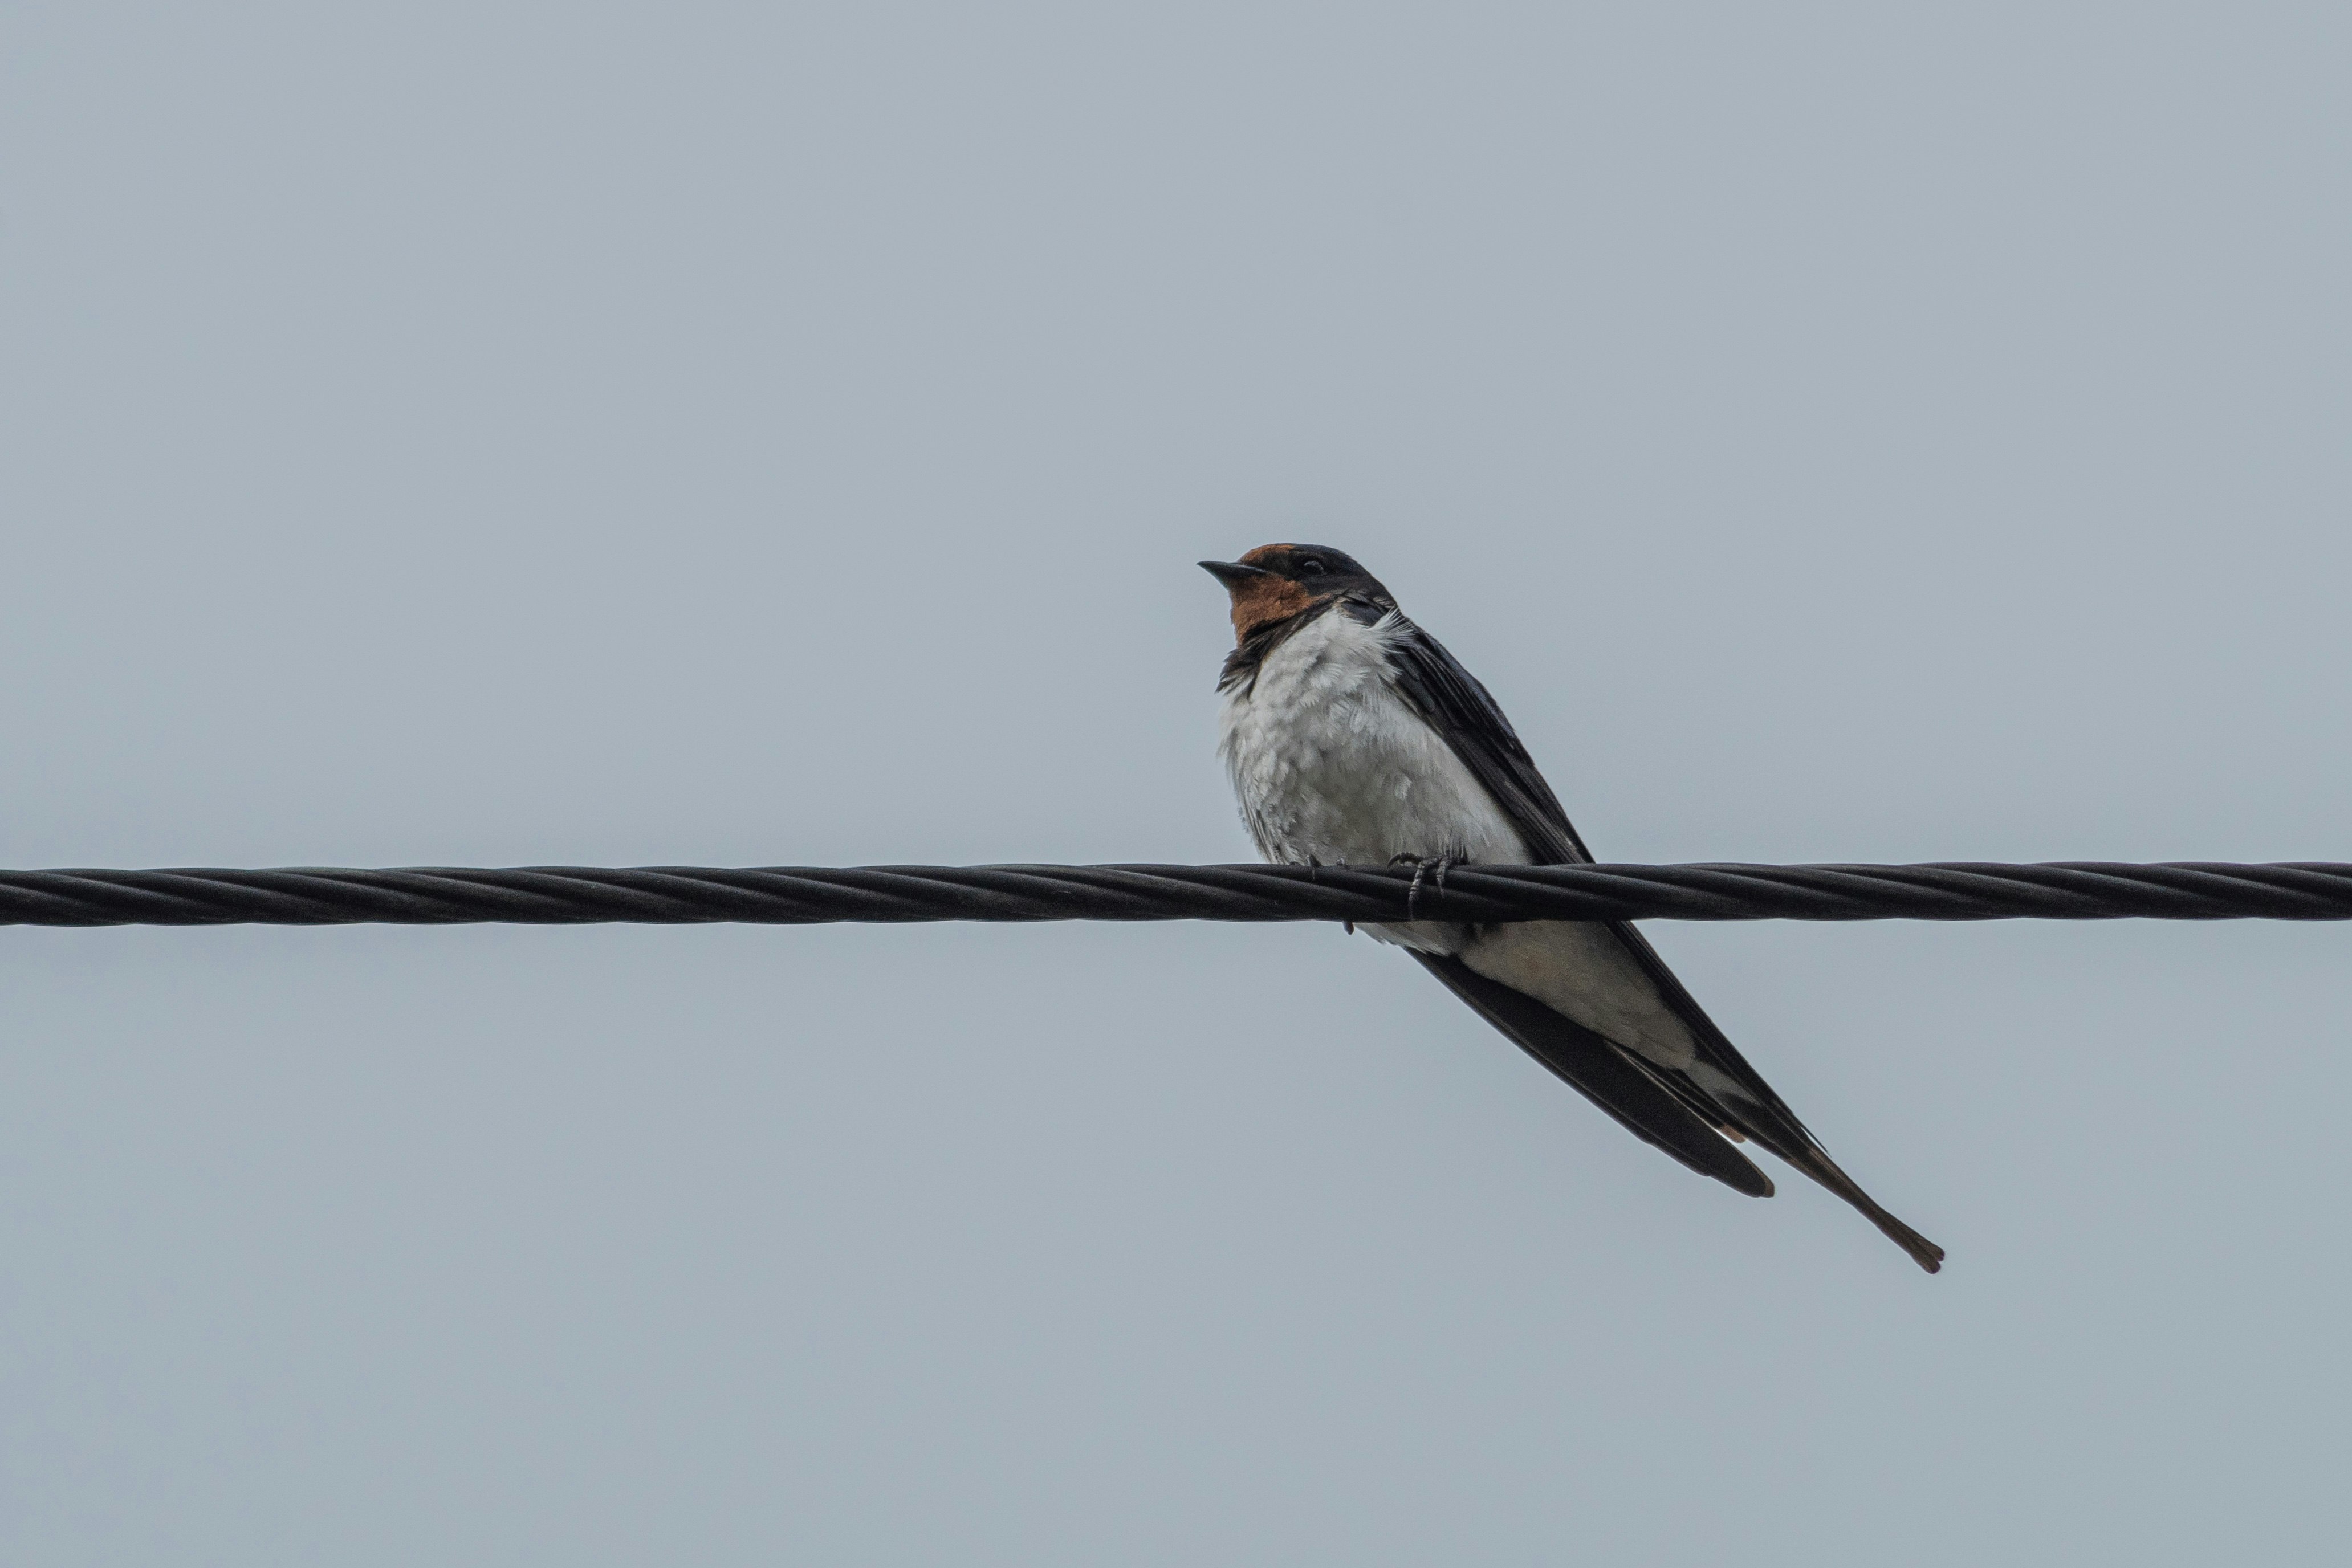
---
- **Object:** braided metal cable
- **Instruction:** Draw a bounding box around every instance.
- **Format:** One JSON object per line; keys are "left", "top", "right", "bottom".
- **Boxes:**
{"left": 2, "top": 862, "right": 2349, "bottom": 927}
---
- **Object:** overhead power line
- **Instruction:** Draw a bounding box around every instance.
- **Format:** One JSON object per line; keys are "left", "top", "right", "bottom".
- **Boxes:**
{"left": 2, "top": 861, "right": 2349, "bottom": 927}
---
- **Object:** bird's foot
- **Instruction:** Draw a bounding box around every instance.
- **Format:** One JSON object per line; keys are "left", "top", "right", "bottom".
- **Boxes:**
{"left": 1390, "top": 854, "right": 1463, "bottom": 920}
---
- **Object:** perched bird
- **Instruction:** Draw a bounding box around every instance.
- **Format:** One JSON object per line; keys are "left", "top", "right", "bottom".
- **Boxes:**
{"left": 1201, "top": 543, "right": 1944, "bottom": 1272}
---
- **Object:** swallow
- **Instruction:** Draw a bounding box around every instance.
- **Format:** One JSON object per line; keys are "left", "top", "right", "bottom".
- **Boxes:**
{"left": 1201, "top": 544, "right": 1944, "bottom": 1272}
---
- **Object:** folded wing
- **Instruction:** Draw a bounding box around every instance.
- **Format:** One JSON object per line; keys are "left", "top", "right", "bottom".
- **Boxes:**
{"left": 1381, "top": 612, "right": 1944, "bottom": 1272}
{"left": 1411, "top": 951, "right": 1773, "bottom": 1197}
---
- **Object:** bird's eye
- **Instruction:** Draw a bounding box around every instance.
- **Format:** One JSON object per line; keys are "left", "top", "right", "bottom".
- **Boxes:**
{"left": 1296, "top": 557, "right": 1326, "bottom": 575}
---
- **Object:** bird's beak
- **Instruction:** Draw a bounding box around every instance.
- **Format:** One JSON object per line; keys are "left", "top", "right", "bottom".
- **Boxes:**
{"left": 1199, "top": 560, "right": 1273, "bottom": 589}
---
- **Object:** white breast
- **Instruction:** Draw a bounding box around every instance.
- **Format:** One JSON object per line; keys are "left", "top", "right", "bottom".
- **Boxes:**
{"left": 1214, "top": 607, "right": 1710, "bottom": 1073}
{"left": 1215, "top": 607, "right": 1531, "bottom": 873}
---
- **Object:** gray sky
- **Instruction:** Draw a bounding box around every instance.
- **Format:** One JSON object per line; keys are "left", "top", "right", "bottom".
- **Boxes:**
{"left": 4, "top": 3, "right": 2348, "bottom": 1562}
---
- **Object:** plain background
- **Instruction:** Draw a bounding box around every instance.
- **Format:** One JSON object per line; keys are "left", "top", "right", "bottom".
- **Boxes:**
{"left": 4, "top": 3, "right": 2348, "bottom": 1562}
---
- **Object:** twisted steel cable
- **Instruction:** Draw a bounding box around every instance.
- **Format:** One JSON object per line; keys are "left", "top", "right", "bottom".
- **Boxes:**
{"left": 1, "top": 862, "right": 2349, "bottom": 927}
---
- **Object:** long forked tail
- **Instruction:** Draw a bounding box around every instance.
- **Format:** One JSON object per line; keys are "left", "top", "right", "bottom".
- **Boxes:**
{"left": 1778, "top": 1146, "right": 1945, "bottom": 1273}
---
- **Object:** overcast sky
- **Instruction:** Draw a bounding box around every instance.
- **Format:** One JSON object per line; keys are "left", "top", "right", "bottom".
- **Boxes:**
{"left": 3, "top": 3, "right": 2348, "bottom": 1563}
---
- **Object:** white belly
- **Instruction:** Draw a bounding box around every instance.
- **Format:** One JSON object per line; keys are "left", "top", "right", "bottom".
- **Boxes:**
{"left": 1216, "top": 608, "right": 1531, "bottom": 873}
{"left": 1216, "top": 606, "right": 1710, "bottom": 1074}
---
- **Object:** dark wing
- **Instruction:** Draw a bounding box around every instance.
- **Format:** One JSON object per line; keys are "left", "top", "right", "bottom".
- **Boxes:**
{"left": 1382, "top": 614, "right": 1944, "bottom": 1270}
{"left": 1381, "top": 612, "right": 1806, "bottom": 1134}
{"left": 1410, "top": 952, "right": 1773, "bottom": 1197}
{"left": 1377, "top": 609, "right": 1594, "bottom": 866}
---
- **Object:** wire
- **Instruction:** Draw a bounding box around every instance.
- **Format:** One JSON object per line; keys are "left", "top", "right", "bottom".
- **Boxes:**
{"left": 2, "top": 861, "right": 2348, "bottom": 927}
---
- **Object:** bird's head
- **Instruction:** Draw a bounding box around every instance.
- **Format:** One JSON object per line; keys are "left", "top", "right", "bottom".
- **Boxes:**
{"left": 1198, "top": 544, "right": 1391, "bottom": 642}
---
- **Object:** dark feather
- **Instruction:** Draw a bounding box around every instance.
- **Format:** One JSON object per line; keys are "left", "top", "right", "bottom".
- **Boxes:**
{"left": 1381, "top": 613, "right": 1590, "bottom": 864}
{"left": 1384, "top": 616, "right": 1944, "bottom": 1272}
{"left": 1218, "top": 610, "right": 1320, "bottom": 695}
{"left": 1410, "top": 952, "right": 1773, "bottom": 1198}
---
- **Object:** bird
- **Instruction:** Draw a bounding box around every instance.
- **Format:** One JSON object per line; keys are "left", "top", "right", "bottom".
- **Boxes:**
{"left": 1200, "top": 543, "right": 1944, "bottom": 1272}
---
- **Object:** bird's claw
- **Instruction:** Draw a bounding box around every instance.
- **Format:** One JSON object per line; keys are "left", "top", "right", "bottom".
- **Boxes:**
{"left": 1390, "top": 853, "right": 1462, "bottom": 920}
